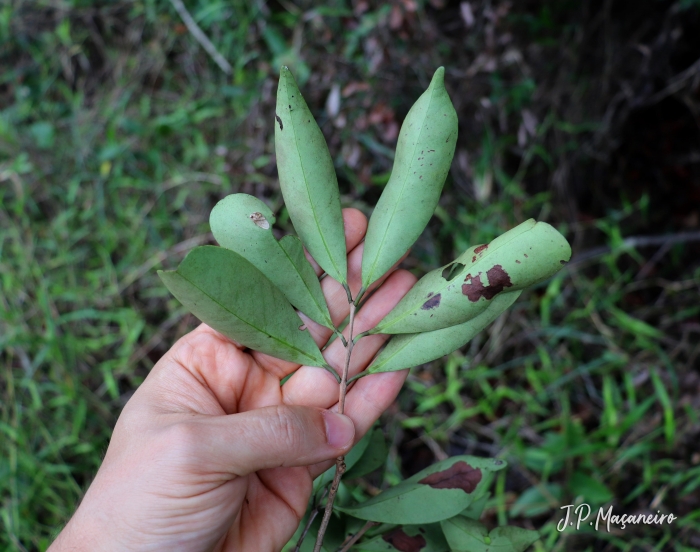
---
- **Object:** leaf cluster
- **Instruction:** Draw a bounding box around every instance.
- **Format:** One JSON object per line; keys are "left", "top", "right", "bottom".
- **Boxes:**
{"left": 159, "top": 67, "right": 571, "bottom": 377}
{"left": 290, "top": 431, "right": 538, "bottom": 552}
{"left": 159, "top": 66, "right": 571, "bottom": 551}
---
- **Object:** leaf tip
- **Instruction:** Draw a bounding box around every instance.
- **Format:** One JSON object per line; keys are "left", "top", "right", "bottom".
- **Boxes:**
{"left": 429, "top": 66, "right": 446, "bottom": 90}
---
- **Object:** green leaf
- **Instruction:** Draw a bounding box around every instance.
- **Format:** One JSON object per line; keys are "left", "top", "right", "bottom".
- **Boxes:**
{"left": 368, "top": 291, "right": 521, "bottom": 373}
{"left": 336, "top": 456, "right": 507, "bottom": 524}
{"left": 608, "top": 306, "right": 663, "bottom": 339}
{"left": 344, "top": 427, "right": 388, "bottom": 479}
{"left": 357, "top": 523, "right": 448, "bottom": 551}
{"left": 372, "top": 220, "right": 571, "bottom": 334}
{"left": 158, "top": 246, "right": 326, "bottom": 367}
{"left": 361, "top": 67, "right": 458, "bottom": 289}
{"left": 510, "top": 483, "right": 562, "bottom": 518}
{"left": 459, "top": 493, "right": 490, "bottom": 520}
{"left": 210, "top": 193, "right": 334, "bottom": 329}
{"left": 440, "top": 517, "right": 539, "bottom": 552}
{"left": 275, "top": 66, "right": 348, "bottom": 287}
{"left": 569, "top": 472, "right": 613, "bottom": 504}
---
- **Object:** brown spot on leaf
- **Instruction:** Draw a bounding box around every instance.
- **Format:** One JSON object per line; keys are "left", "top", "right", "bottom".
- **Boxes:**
{"left": 462, "top": 265, "right": 513, "bottom": 302}
{"left": 382, "top": 529, "right": 426, "bottom": 552}
{"left": 422, "top": 293, "right": 441, "bottom": 310}
{"left": 275, "top": 114, "right": 283, "bottom": 130}
{"left": 560, "top": 259, "right": 568, "bottom": 265}
{"left": 515, "top": 260, "right": 521, "bottom": 264}
{"left": 524, "top": 253, "right": 528, "bottom": 258}
{"left": 419, "top": 460, "right": 482, "bottom": 493}
{"left": 472, "top": 256, "right": 477, "bottom": 262}
{"left": 474, "top": 244, "right": 488, "bottom": 255}
{"left": 249, "top": 212, "right": 270, "bottom": 229}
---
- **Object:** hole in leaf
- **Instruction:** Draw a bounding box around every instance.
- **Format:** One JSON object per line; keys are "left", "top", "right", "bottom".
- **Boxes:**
{"left": 441, "top": 262, "right": 465, "bottom": 281}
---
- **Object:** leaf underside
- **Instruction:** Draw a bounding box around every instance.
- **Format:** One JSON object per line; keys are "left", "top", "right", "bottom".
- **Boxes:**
{"left": 369, "top": 291, "right": 522, "bottom": 373}
{"left": 373, "top": 220, "right": 571, "bottom": 334}
{"left": 362, "top": 66, "right": 458, "bottom": 289}
{"left": 275, "top": 66, "right": 348, "bottom": 287}
{"left": 210, "top": 193, "right": 333, "bottom": 329}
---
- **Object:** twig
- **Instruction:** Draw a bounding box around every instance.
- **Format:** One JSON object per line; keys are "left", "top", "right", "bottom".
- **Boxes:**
{"left": 643, "top": 56, "right": 700, "bottom": 106}
{"left": 313, "top": 302, "right": 356, "bottom": 552}
{"left": 566, "top": 230, "right": 700, "bottom": 268}
{"left": 169, "top": 0, "right": 232, "bottom": 74}
{"left": 337, "top": 520, "right": 377, "bottom": 552}
{"left": 294, "top": 488, "right": 328, "bottom": 552}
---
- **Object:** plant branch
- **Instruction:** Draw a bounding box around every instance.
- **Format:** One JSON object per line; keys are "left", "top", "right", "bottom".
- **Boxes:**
{"left": 313, "top": 301, "right": 356, "bottom": 552}
{"left": 293, "top": 488, "right": 328, "bottom": 552}
{"left": 169, "top": 0, "right": 232, "bottom": 75}
{"left": 337, "top": 521, "right": 377, "bottom": 552}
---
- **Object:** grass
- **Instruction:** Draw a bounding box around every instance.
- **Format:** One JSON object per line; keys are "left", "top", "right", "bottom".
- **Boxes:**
{"left": 2, "top": 1, "right": 700, "bottom": 550}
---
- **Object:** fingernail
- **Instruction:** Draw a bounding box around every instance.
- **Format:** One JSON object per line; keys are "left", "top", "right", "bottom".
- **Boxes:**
{"left": 322, "top": 411, "right": 355, "bottom": 449}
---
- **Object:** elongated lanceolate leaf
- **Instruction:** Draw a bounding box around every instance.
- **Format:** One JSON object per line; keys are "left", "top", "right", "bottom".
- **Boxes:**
{"left": 361, "top": 67, "right": 458, "bottom": 289}
{"left": 357, "top": 524, "right": 448, "bottom": 552}
{"left": 210, "top": 194, "right": 333, "bottom": 329}
{"left": 275, "top": 67, "right": 348, "bottom": 287}
{"left": 371, "top": 220, "right": 571, "bottom": 334}
{"left": 336, "top": 456, "right": 507, "bottom": 524}
{"left": 158, "top": 246, "right": 326, "bottom": 367}
{"left": 368, "top": 291, "right": 521, "bottom": 373}
{"left": 440, "top": 517, "right": 539, "bottom": 552}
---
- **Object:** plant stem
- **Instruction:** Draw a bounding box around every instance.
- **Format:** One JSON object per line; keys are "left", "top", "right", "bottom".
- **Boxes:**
{"left": 293, "top": 488, "right": 328, "bottom": 552}
{"left": 337, "top": 521, "right": 377, "bottom": 552}
{"left": 313, "top": 301, "right": 356, "bottom": 552}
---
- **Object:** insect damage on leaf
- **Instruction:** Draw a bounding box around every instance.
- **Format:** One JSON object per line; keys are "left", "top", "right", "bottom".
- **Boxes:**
{"left": 471, "top": 243, "right": 488, "bottom": 262}
{"left": 421, "top": 293, "right": 441, "bottom": 310}
{"left": 249, "top": 212, "right": 270, "bottom": 229}
{"left": 419, "top": 461, "right": 482, "bottom": 493}
{"left": 462, "top": 265, "right": 513, "bottom": 302}
{"left": 441, "top": 262, "right": 465, "bottom": 282}
{"left": 382, "top": 528, "right": 427, "bottom": 552}
{"left": 275, "top": 114, "right": 283, "bottom": 130}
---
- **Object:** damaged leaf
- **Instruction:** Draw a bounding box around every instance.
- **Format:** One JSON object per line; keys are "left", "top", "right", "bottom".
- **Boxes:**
{"left": 368, "top": 291, "right": 521, "bottom": 373}
{"left": 440, "top": 517, "right": 539, "bottom": 552}
{"left": 336, "top": 456, "right": 506, "bottom": 524}
{"left": 357, "top": 524, "right": 448, "bottom": 552}
{"left": 158, "top": 246, "right": 326, "bottom": 367}
{"left": 275, "top": 66, "right": 348, "bottom": 288}
{"left": 371, "top": 220, "right": 571, "bottom": 334}
{"left": 210, "top": 194, "right": 334, "bottom": 329}
{"left": 362, "top": 67, "right": 458, "bottom": 289}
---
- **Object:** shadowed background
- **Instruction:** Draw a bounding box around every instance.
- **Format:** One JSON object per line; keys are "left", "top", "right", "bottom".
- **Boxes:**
{"left": 2, "top": 1, "right": 700, "bottom": 550}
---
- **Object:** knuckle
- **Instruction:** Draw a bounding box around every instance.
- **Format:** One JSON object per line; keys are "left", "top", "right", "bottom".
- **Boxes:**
{"left": 268, "top": 406, "right": 303, "bottom": 452}
{"left": 159, "top": 420, "right": 203, "bottom": 460}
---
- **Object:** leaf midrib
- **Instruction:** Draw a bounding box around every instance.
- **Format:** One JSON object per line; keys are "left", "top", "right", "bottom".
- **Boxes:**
{"left": 284, "top": 75, "right": 345, "bottom": 285}
{"left": 279, "top": 237, "right": 333, "bottom": 327}
{"left": 175, "top": 270, "right": 319, "bottom": 365}
{"left": 377, "top": 229, "right": 531, "bottom": 332}
{"left": 365, "top": 81, "right": 439, "bottom": 286}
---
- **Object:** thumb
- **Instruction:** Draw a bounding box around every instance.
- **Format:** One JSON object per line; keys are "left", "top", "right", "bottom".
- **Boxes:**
{"left": 197, "top": 405, "right": 355, "bottom": 476}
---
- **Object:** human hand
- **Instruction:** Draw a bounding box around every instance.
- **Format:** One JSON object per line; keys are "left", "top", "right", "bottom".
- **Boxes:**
{"left": 49, "top": 208, "right": 417, "bottom": 552}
